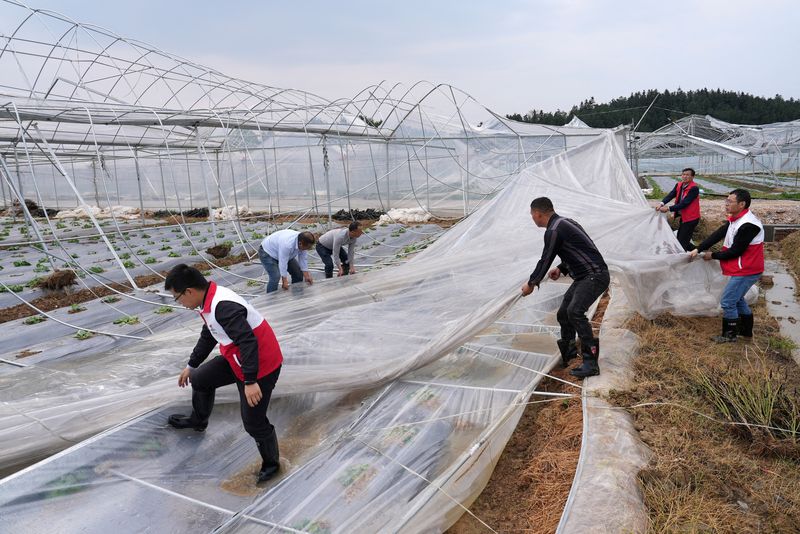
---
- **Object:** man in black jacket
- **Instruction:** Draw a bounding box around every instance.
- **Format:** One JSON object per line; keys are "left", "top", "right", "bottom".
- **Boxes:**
{"left": 165, "top": 264, "right": 284, "bottom": 483}
{"left": 521, "top": 197, "right": 610, "bottom": 378}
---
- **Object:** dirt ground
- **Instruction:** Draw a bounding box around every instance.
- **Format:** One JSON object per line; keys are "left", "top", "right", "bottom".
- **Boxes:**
{"left": 0, "top": 253, "right": 248, "bottom": 324}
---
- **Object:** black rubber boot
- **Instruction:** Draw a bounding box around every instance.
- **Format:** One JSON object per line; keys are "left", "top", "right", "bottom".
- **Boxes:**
{"left": 167, "top": 414, "right": 208, "bottom": 431}
{"left": 570, "top": 338, "right": 600, "bottom": 378}
{"left": 711, "top": 317, "right": 738, "bottom": 343}
{"left": 168, "top": 389, "right": 214, "bottom": 431}
{"left": 556, "top": 339, "right": 578, "bottom": 368}
{"left": 739, "top": 314, "right": 754, "bottom": 339}
{"left": 256, "top": 427, "right": 280, "bottom": 483}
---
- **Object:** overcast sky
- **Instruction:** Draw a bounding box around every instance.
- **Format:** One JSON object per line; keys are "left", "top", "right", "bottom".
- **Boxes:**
{"left": 12, "top": 0, "right": 800, "bottom": 116}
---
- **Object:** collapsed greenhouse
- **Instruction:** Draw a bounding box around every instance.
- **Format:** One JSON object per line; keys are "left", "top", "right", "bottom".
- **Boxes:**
{"left": 0, "top": 1, "right": 785, "bottom": 533}
{"left": 634, "top": 113, "right": 800, "bottom": 185}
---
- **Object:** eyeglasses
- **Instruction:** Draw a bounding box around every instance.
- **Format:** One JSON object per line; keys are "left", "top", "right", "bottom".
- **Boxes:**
{"left": 724, "top": 199, "right": 742, "bottom": 205}
{"left": 173, "top": 289, "right": 186, "bottom": 302}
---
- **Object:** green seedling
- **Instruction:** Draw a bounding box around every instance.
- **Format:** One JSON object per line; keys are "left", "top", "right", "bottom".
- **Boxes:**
{"left": 23, "top": 315, "right": 46, "bottom": 325}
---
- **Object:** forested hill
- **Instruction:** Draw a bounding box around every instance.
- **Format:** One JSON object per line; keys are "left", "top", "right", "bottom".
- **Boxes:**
{"left": 506, "top": 89, "right": 800, "bottom": 131}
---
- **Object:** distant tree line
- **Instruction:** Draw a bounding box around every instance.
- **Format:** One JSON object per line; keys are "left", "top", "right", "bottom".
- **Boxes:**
{"left": 506, "top": 89, "right": 800, "bottom": 131}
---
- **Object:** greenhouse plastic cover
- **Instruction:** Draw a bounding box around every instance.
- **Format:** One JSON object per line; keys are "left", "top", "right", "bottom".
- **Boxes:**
{"left": 0, "top": 132, "right": 728, "bottom": 532}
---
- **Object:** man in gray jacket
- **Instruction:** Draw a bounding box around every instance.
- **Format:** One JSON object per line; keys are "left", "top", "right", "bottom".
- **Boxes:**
{"left": 316, "top": 221, "right": 364, "bottom": 278}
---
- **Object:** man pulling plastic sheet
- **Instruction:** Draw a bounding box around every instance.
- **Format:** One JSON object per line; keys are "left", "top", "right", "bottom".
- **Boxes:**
{"left": 521, "top": 197, "right": 610, "bottom": 378}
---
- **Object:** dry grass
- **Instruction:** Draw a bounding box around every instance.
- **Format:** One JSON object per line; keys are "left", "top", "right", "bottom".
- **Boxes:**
{"left": 446, "top": 377, "right": 582, "bottom": 534}
{"left": 609, "top": 295, "right": 800, "bottom": 533}
{"left": 447, "top": 293, "right": 611, "bottom": 533}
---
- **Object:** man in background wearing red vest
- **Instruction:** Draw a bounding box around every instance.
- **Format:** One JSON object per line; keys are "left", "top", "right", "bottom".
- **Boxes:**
{"left": 657, "top": 167, "right": 701, "bottom": 251}
{"left": 690, "top": 189, "right": 764, "bottom": 343}
{"left": 165, "top": 264, "right": 284, "bottom": 483}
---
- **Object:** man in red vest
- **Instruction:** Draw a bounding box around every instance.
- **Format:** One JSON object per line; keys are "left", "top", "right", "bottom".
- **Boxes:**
{"left": 165, "top": 264, "right": 283, "bottom": 483}
{"left": 657, "top": 168, "right": 701, "bottom": 251}
{"left": 690, "top": 189, "right": 764, "bottom": 343}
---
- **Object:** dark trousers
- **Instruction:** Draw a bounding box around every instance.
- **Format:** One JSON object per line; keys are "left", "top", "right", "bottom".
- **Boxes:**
{"left": 557, "top": 271, "right": 610, "bottom": 344}
{"left": 190, "top": 356, "right": 281, "bottom": 441}
{"left": 316, "top": 242, "right": 350, "bottom": 279}
{"left": 676, "top": 218, "right": 699, "bottom": 252}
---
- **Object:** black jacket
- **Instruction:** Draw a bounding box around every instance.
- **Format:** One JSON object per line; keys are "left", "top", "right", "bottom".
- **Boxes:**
{"left": 188, "top": 290, "right": 260, "bottom": 382}
{"left": 696, "top": 222, "right": 761, "bottom": 260}
{"left": 528, "top": 214, "right": 608, "bottom": 287}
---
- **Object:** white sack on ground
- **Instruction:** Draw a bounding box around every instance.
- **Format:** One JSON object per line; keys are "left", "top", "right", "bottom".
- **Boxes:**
{"left": 54, "top": 205, "right": 141, "bottom": 219}
{"left": 212, "top": 205, "right": 252, "bottom": 220}
{"left": 377, "top": 207, "right": 431, "bottom": 224}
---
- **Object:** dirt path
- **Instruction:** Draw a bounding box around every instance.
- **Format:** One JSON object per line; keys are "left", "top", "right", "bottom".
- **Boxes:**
{"left": 448, "top": 295, "right": 611, "bottom": 533}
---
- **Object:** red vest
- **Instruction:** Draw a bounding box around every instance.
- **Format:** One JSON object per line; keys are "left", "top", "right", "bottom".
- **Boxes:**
{"left": 720, "top": 209, "right": 764, "bottom": 277}
{"left": 675, "top": 180, "right": 700, "bottom": 222}
{"left": 199, "top": 282, "right": 283, "bottom": 381}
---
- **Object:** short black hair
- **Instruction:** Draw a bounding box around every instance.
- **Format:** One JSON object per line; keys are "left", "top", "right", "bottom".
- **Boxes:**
{"left": 348, "top": 221, "right": 362, "bottom": 232}
{"left": 682, "top": 167, "right": 696, "bottom": 176}
{"left": 729, "top": 188, "right": 751, "bottom": 209}
{"left": 298, "top": 231, "right": 316, "bottom": 246}
{"left": 530, "top": 197, "right": 554, "bottom": 213}
{"left": 165, "top": 264, "right": 209, "bottom": 292}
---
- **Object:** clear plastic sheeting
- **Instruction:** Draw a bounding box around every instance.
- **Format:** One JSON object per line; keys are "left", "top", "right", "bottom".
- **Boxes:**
{"left": 557, "top": 285, "right": 651, "bottom": 534}
{"left": 1, "top": 132, "right": 730, "bottom": 532}
{"left": 0, "top": 286, "right": 567, "bottom": 533}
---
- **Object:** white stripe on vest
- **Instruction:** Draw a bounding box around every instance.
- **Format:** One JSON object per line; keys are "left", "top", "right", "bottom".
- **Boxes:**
{"left": 724, "top": 210, "right": 764, "bottom": 249}
{"left": 201, "top": 285, "right": 264, "bottom": 346}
